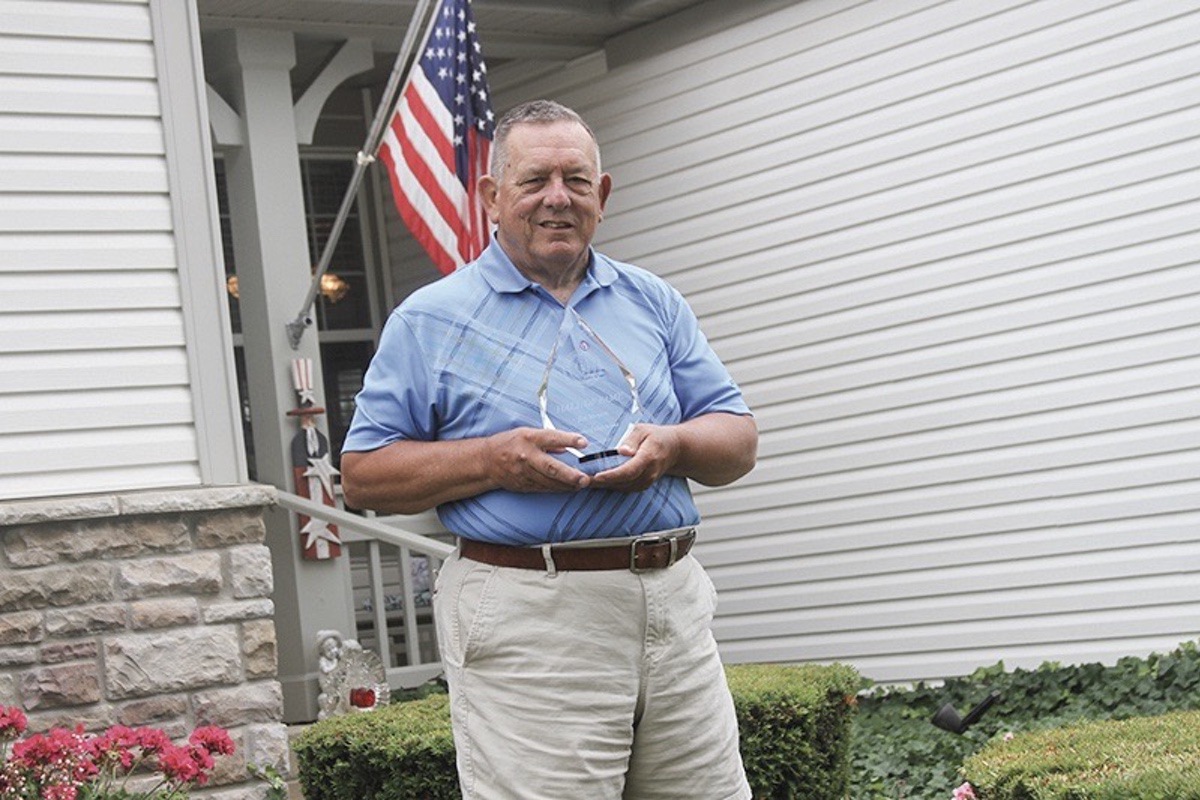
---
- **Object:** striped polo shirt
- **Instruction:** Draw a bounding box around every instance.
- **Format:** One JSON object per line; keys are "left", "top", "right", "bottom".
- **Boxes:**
{"left": 343, "top": 240, "right": 750, "bottom": 545}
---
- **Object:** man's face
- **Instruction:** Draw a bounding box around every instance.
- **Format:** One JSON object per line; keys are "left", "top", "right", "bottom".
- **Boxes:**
{"left": 481, "top": 120, "right": 612, "bottom": 281}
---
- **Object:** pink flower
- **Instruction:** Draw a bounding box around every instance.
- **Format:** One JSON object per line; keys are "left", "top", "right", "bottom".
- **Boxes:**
{"left": 70, "top": 757, "right": 98, "bottom": 785}
{"left": 2, "top": 722, "right": 231, "bottom": 800}
{"left": 952, "top": 782, "right": 977, "bottom": 800}
{"left": 187, "top": 726, "right": 234, "bottom": 757}
{"left": 41, "top": 783, "right": 78, "bottom": 800}
{"left": 0, "top": 706, "right": 28, "bottom": 739}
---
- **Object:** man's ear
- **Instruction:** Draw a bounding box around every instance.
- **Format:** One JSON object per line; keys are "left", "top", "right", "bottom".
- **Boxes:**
{"left": 598, "top": 172, "right": 613, "bottom": 215}
{"left": 479, "top": 175, "right": 500, "bottom": 223}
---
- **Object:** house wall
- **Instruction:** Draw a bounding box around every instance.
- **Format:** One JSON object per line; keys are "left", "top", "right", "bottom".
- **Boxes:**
{"left": 0, "top": 486, "right": 287, "bottom": 800}
{"left": 0, "top": 0, "right": 243, "bottom": 501}
{"left": 490, "top": 0, "right": 1200, "bottom": 682}
{"left": 0, "top": 7, "right": 279, "bottom": 739}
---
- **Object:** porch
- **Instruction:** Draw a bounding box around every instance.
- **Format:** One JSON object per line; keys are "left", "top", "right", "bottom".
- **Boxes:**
{"left": 274, "top": 492, "right": 453, "bottom": 694}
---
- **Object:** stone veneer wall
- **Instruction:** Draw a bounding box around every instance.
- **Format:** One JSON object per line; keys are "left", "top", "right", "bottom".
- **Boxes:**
{"left": 0, "top": 485, "right": 288, "bottom": 800}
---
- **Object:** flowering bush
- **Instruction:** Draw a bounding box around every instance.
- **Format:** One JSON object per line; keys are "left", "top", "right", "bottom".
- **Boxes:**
{"left": 0, "top": 706, "right": 234, "bottom": 800}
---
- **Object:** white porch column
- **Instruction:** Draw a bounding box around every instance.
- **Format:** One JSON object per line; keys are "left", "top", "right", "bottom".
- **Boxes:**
{"left": 205, "top": 29, "right": 356, "bottom": 723}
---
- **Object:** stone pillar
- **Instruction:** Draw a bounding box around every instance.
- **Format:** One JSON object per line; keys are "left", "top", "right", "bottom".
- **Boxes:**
{"left": 0, "top": 487, "right": 290, "bottom": 800}
{"left": 204, "top": 28, "right": 356, "bottom": 722}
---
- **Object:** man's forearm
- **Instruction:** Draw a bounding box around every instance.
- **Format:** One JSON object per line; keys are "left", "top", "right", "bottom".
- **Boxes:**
{"left": 667, "top": 412, "right": 758, "bottom": 486}
{"left": 341, "top": 427, "right": 593, "bottom": 514}
{"left": 341, "top": 439, "right": 496, "bottom": 514}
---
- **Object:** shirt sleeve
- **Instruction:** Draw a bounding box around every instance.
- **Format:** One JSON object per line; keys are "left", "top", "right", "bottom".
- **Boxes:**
{"left": 666, "top": 288, "right": 752, "bottom": 420}
{"left": 341, "top": 311, "right": 437, "bottom": 453}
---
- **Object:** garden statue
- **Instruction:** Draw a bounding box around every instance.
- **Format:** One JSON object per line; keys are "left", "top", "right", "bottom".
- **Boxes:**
{"left": 316, "top": 629, "right": 390, "bottom": 719}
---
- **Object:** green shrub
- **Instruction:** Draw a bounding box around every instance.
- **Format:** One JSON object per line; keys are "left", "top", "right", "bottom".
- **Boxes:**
{"left": 962, "top": 709, "right": 1200, "bottom": 799}
{"left": 293, "top": 693, "right": 457, "bottom": 800}
{"left": 294, "top": 663, "right": 862, "bottom": 800}
{"left": 728, "top": 662, "right": 864, "bottom": 799}
{"left": 850, "top": 641, "right": 1200, "bottom": 800}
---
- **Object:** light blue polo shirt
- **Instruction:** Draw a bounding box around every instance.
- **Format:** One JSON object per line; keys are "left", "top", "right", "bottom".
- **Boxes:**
{"left": 343, "top": 240, "right": 750, "bottom": 545}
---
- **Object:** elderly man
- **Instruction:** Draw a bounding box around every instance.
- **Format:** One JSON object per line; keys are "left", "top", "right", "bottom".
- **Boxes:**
{"left": 342, "top": 100, "right": 757, "bottom": 800}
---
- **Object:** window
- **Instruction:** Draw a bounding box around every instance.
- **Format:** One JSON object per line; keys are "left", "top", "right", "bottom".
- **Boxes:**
{"left": 302, "top": 158, "right": 375, "bottom": 333}
{"left": 217, "top": 155, "right": 382, "bottom": 480}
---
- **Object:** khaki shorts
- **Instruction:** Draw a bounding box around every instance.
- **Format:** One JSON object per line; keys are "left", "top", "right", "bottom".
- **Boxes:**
{"left": 433, "top": 548, "right": 751, "bottom": 800}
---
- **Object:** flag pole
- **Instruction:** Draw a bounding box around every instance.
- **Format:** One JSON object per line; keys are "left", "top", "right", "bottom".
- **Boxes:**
{"left": 286, "top": 0, "right": 439, "bottom": 350}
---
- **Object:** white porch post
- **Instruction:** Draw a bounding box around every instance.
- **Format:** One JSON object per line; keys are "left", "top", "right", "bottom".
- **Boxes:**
{"left": 205, "top": 28, "right": 356, "bottom": 723}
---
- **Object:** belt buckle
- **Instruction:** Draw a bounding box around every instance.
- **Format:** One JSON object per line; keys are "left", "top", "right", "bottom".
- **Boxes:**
{"left": 629, "top": 534, "right": 678, "bottom": 573}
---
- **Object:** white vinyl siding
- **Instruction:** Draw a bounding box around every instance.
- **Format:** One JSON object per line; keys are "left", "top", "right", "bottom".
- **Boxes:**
{"left": 493, "top": 0, "right": 1200, "bottom": 682}
{"left": 0, "top": 0, "right": 235, "bottom": 500}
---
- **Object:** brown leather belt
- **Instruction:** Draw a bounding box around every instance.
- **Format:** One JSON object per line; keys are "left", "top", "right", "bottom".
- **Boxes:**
{"left": 459, "top": 528, "right": 696, "bottom": 573}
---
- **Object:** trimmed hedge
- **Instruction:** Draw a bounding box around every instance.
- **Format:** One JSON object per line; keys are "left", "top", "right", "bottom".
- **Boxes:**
{"left": 294, "top": 662, "right": 862, "bottom": 800}
{"left": 294, "top": 693, "right": 457, "bottom": 800}
{"left": 729, "top": 663, "right": 863, "bottom": 798}
{"left": 961, "top": 709, "right": 1200, "bottom": 799}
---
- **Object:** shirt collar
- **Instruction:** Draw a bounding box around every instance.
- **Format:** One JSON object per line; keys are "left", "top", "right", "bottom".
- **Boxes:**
{"left": 478, "top": 239, "right": 617, "bottom": 299}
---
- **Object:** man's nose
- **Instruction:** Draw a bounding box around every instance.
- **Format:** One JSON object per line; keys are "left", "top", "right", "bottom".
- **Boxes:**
{"left": 541, "top": 178, "right": 570, "bottom": 208}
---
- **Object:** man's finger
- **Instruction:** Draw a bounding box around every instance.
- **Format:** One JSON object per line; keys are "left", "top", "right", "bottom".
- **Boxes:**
{"left": 537, "top": 430, "right": 589, "bottom": 454}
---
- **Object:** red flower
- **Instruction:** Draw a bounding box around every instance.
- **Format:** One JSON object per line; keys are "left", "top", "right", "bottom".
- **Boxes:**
{"left": 156, "top": 744, "right": 201, "bottom": 785}
{"left": 134, "top": 727, "right": 172, "bottom": 756}
{"left": 87, "top": 725, "right": 141, "bottom": 772}
{"left": 187, "top": 726, "right": 234, "bottom": 757}
{"left": 95, "top": 725, "right": 138, "bottom": 750}
{"left": 12, "top": 728, "right": 90, "bottom": 771}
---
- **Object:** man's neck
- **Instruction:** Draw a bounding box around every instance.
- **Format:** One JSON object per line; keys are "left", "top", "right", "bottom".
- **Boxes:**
{"left": 542, "top": 278, "right": 582, "bottom": 305}
{"left": 501, "top": 245, "right": 590, "bottom": 305}
{"left": 527, "top": 261, "right": 588, "bottom": 304}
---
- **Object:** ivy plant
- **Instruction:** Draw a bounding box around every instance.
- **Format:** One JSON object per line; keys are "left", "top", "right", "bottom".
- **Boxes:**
{"left": 850, "top": 640, "right": 1200, "bottom": 799}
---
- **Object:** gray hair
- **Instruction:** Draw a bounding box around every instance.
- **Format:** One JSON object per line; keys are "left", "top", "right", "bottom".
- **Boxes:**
{"left": 489, "top": 99, "right": 602, "bottom": 180}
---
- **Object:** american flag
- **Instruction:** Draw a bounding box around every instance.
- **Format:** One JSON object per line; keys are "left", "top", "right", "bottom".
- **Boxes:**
{"left": 378, "top": 0, "right": 495, "bottom": 274}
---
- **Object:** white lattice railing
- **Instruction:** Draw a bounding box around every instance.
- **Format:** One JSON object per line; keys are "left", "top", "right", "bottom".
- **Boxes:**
{"left": 276, "top": 491, "right": 455, "bottom": 689}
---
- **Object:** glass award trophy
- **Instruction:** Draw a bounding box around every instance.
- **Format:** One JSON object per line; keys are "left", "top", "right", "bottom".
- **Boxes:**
{"left": 538, "top": 307, "right": 645, "bottom": 475}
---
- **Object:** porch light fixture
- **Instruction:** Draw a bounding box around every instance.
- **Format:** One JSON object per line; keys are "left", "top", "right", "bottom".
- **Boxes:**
{"left": 319, "top": 273, "right": 349, "bottom": 303}
{"left": 227, "top": 273, "right": 350, "bottom": 304}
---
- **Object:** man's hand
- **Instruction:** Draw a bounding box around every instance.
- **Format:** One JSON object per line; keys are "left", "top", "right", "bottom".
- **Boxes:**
{"left": 485, "top": 428, "right": 592, "bottom": 493}
{"left": 589, "top": 424, "right": 681, "bottom": 493}
{"left": 589, "top": 413, "right": 758, "bottom": 493}
{"left": 341, "top": 415, "right": 753, "bottom": 513}
{"left": 341, "top": 427, "right": 592, "bottom": 514}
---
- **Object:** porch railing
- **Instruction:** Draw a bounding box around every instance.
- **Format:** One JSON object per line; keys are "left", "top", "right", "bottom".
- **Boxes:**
{"left": 276, "top": 491, "right": 454, "bottom": 690}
